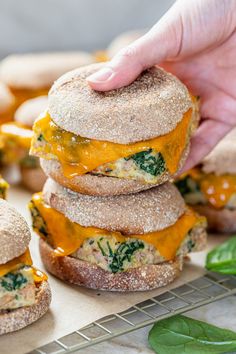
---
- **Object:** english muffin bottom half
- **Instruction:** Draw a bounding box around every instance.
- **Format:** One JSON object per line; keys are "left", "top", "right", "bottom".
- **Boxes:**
{"left": 31, "top": 63, "right": 199, "bottom": 196}
{"left": 176, "top": 128, "right": 236, "bottom": 233}
{"left": 29, "top": 179, "right": 207, "bottom": 291}
{"left": 0, "top": 199, "right": 51, "bottom": 334}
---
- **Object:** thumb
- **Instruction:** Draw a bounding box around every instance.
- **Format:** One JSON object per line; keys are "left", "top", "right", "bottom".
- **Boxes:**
{"left": 87, "top": 7, "right": 183, "bottom": 91}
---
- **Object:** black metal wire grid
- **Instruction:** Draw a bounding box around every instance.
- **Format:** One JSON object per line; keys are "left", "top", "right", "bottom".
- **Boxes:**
{"left": 28, "top": 272, "right": 236, "bottom": 354}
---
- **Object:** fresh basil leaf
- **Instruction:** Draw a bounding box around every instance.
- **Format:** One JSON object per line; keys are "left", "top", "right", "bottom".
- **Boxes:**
{"left": 148, "top": 315, "right": 236, "bottom": 354}
{"left": 206, "top": 236, "right": 236, "bottom": 274}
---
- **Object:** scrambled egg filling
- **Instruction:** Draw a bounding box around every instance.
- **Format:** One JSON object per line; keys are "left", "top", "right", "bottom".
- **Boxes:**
{"left": 29, "top": 199, "right": 204, "bottom": 273}
{"left": 176, "top": 170, "right": 236, "bottom": 210}
{"left": 0, "top": 266, "right": 35, "bottom": 311}
{"left": 93, "top": 149, "right": 166, "bottom": 184}
{"left": 72, "top": 232, "right": 199, "bottom": 273}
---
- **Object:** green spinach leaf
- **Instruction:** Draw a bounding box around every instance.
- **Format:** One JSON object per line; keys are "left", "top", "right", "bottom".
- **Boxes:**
{"left": 206, "top": 236, "right": 236, "bottom": 274}
{"left": 175, "top": 176, "right": 192, "bottom": 195}
{"left": 37, "top": 133, "right": 45, "bottom": 142}
{"left": 148, "top": 315, "right": 236, "bottom": 354}
{"left": 1, "top": 272, "right": 27, "bottom": 291}
{"left": 125, "top": 149, "right": 166, "bottom": 176}
{"left": 175, "top": 176, "right": 200, "bottom": 196}
{"left": 109, "top": 240, "right": 144, "bottom": 273}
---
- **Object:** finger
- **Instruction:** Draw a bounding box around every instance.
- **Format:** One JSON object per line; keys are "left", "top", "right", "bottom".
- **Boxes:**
{"left": 87, "top": 8, "right": 182, "bottom": 91}
{"left": 181, "top": 118, "right": 233, "bottom": 173}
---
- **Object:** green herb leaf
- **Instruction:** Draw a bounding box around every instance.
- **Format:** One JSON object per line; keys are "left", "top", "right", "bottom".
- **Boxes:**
{"left": 97, "top": 240, "right": 106, "bottom": 257}
{"left": 187, "top": 238, "right": 195, "bottom": 253}
{"left": 148, "top": 315, "right": 236, "bottom": 354}
{"left": 109, "top": 240, "right": 144, "bottom": 273}
{"left": 126, "top": 149, "right": 166, "bottom": 176}
{"left": 37, "top": 133, "right": 45, "bottom": 142}
{"left": 175, "top": 176, "right": 200, "bottom": 196}
{"left": 206, "top": 236, "right": 236, "bottom": 274}
{"left": 1, "top": 272, "right": 27, "bottom": 291}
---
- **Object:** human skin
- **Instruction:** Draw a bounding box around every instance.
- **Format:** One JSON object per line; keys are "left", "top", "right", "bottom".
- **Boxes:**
{"left": 87, "top": 0, "right": 236, "bottom": 171}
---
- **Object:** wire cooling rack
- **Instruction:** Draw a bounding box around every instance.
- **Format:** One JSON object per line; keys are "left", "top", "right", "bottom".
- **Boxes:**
{"left": 29, "top": 271, "right": 236, "bottom": 354}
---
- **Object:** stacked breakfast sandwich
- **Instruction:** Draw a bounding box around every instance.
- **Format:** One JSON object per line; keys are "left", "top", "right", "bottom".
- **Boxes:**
{"left": 0, "top": 199, "right": 51, "bottom": 334}
{"left": 29, "top": 63, "right": 207, "bottom": 291}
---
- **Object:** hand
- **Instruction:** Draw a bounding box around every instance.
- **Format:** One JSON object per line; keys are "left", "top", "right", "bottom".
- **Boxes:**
{"left": 87, "top": 0, "right": 236, "bottom": 171}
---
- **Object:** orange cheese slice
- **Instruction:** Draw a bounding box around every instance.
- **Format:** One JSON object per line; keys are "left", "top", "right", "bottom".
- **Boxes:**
{"left": 31, "top": 108, "right": 192, "bottom": 178}
{"left": 0, "top": 122, "right": 33, "bottom": 149}
{"left": 30, "top": 193, "right": 201, "bottom": 261}
{"left": 0, "top": 249, "right": 32, "bottom": 277}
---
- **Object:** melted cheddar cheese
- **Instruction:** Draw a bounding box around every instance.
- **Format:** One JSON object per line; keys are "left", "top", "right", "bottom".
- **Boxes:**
{"left": 186, "top": 169, "right": 236, "bottom": 209}
{"left": 30, "top": 193, "right": 201, "bottom": 261}
{"left": 0, "top": 107, "right": 15, "bottom": 123}
{"left": 200, "top": 174, "right": 236, "bottom": 209}
{"left": 31, "top": 109, "right": 192, "bottom": 178}
{"left": 0, "top": 249, "right": 32, "bottom": 277}
{"left": 32, "top": 267, "right": 48, "bottom": 283}
{"left": 0, "top": 122, "right": 33, "bottom": 149}
{"left": 10, "top": 87, "right": 49, "bottom": 108}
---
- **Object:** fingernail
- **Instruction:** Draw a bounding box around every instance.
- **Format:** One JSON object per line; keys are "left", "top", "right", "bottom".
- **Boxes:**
{"left": 87, "top": 67, "right": 114, "bottom": 83}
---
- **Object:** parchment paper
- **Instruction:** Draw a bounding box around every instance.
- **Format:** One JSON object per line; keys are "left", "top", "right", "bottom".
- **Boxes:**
{"left": 0, "top": 186, "right": 228, "bottom": 354}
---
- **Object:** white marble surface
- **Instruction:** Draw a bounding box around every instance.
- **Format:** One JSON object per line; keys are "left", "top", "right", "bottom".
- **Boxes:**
{"left": 84, "top": 296, "right": 236, "bottom": 353}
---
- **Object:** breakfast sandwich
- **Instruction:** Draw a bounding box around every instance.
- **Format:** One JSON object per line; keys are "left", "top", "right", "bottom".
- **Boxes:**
{"left": 31, "top": 63, "right": 199, "bottom": 196}
{"left": 29, "top": 178, "right": 207, "bottom": 291}
{"left": 176, "top": 128, "right": 236, "bottom": 233}
{"left": 0, "top": 199, "right": 51, "bottom": 334}
{"left": 0, "top": 96, "right": 48, "bottom": 191}
{"left": 0, "top": 52, "right": 95, "bottom": 108}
